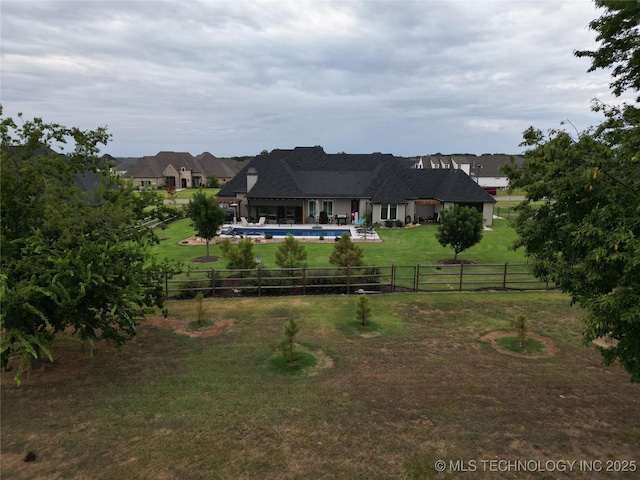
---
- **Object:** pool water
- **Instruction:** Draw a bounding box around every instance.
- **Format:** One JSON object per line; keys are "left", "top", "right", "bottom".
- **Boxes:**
{"left": 225, "top": 227, "right": 350, "bottom": 237}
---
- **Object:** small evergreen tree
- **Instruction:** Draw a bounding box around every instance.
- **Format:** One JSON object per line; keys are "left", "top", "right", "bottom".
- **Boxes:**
{"left": 436, "top": 205, "right": 484, "bottom": 262}
{"left": 329, "top": 233, "right": 364, "bottom": 267}
{"left": 511, "top": 314, "right": 528, "bottom": 348}
{"left": 278, "top": 319, "right": 300, "bottom": 364}
{"left": 355, "top": 295, "right": 372, "bottom": 327}
{"left": 220, "top": 238, "right": 258, "bottom": 271}
{"left": 275, "top": 234, "right": 308, "bottom": 269}
{"left": 195, "top": 292, "right": 207, "bottom": 327}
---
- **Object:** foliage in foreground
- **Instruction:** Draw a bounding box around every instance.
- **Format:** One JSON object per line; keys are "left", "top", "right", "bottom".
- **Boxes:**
{"left": 0, "top": 109, "right": 178, "bottom": 384}
{"left": 503, "top": 0, "right": 640, "bottom": 382}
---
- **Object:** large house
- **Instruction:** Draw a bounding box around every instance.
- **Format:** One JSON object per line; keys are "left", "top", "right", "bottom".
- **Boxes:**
{"left": 410, "top": 154, "right": 525, "bottom": 191}
{"left": 124, "top": 151, "right": 246, "bottom": 188}
{"left": 217, "top": 147, "right": 496, "bottom": 226}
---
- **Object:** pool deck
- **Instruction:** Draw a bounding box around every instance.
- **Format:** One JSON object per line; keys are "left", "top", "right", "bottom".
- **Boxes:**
{"left": 214, "top": 222, "right": 381, "bottom": 243}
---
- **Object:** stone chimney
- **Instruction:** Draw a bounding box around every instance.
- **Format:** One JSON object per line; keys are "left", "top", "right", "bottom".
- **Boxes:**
{"left": 246, "top": 167, "right": 258, "bottom": 192}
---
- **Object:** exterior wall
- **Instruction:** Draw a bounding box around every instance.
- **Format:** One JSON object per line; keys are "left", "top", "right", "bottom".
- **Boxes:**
{"left": 478, "top": 176, "right": 509, "bottom": 189}
{"left": 132, "top": 177, "right": 162, "bottom": 188}
{"left": 371, "top": 202, "right": 410, "bottom": 224}
{"left": 452, "top": 161, "right": 471, "bottom": 175}
{"left": 482, "top": 202, "right": 494, "bottom": 226}
{"left": 439, "top": 201, "right": 493, "bottom": 226}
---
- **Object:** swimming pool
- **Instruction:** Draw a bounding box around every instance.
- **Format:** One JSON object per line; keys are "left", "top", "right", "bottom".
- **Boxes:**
{"left": 224, "top": 227, "right": 351, "bottom": 238}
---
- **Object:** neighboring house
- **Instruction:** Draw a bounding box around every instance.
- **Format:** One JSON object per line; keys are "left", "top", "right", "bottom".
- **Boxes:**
{"left": 217, "top": 146, "right": 496, "bottom": 226}
{"left": 124, "top": 151, "right": 247, "bottom": 188}
{"left": 413, "top": 154, "right": 525, "bottom": 191}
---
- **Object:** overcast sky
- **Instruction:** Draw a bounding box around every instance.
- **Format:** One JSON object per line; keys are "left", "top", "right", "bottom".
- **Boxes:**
{"left": 0, "top": 0, "right": 626, "bottom": 158}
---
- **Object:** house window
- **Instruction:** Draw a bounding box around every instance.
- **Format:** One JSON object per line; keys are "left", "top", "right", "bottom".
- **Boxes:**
{"left": 444, "top": 164, "right": 450, "bottom": 169}
{"left": 322, "top": 201, "right": 333, "bottom": 216}
{"left": 381, "top": 204, "right": 397, "bottom": 220}
{"left": 141, "top": 180, "right": 152, "bottom": 187}
{"left": 308, "top": 200, "right": 317, "bottom": 218}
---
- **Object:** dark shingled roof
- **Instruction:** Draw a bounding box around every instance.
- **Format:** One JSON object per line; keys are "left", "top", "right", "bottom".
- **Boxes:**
{"left": 125, "top": 151, "right": 248, "bottom": 180}
{"left": 218, "top": 147, "right": 495, "bottom": 204}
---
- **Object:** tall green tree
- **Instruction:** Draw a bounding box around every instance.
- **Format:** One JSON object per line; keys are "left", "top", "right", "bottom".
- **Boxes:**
{"left": 435, "top": 205, "right": 484, "bottom": 262}
{"left": 186, "top": 191, "right": 226, "bottom": 259}
{"left": 575, "top": 0, "right": 640, "bottom": 100}
{"left": 0, "top": 110, "right": 177, "bottom": 384}
{"left": 329, "top": 233, "right": 364, "bottom": 267}
{"left": 274, "top": 234, "right": 307, "bottom": 269}
{"left": 503, "top": 0, "right": 640, "bottom": 382}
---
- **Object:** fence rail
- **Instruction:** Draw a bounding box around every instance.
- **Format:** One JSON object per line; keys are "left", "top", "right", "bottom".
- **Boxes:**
{"left": 164, "top": 263, "right": 551, "bottom": 298}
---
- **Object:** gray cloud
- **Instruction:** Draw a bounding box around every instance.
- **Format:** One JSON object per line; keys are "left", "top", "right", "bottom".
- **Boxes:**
{"left": 0, "top": 0, "right": 625, "bottom": 157}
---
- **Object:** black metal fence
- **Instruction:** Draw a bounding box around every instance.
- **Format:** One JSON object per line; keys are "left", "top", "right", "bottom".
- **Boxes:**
{"left": 164, "top": 263, "right": 551, "bottom": 298}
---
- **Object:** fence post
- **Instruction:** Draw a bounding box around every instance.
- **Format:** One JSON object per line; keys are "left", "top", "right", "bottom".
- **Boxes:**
{"left": 257, "top": 267, "right": 262, "bottom": 297}
{"left": 502, "top": 262, "right": 508, "bottom": 289}
{"left": 211, "top": 269, "right": 215, "bottom": 296}
{"left": 415, "top": 264, "right": 419, "bottom": 292}
{"left": 346, "top": 266, "right": 351, "bottom": 295}
{"left": 302, "top": 266, "right": 306, "bottom": 295}
{"left": 391, "top": 264, "right": 395, "bottom": 292}
{"left": 459, "top": 263, "right": 464, "bottom": 291}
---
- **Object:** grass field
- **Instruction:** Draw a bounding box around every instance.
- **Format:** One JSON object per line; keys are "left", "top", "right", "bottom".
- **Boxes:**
{"left": 153, "top": 216, "right": 528, "bottom": 269}
{"left": 2, "top": 292, "right": 638, "bottom": 479}
{"left": 156, "top": 187, "right": 221, "bottom": 200}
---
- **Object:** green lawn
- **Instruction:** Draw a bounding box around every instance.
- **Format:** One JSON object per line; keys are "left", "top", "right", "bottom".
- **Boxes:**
{"left": 2, "top": 292, "right": 638, "bottom": 479}
{"left": 155, "top": 187, "right": 221, "bottom": 200}
{"left": 153, "top": 217, "right": 526, "bottom": 269}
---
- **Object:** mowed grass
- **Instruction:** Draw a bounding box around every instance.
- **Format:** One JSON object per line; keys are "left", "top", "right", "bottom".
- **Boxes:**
{"left": 155, "top": 187, "right": 221, "bottom": 200}
{"left": 2, "top": 292, "right": 639, "bottom": 479}
{"left": 153, "top": 217, "right": 527, "bottom": 269}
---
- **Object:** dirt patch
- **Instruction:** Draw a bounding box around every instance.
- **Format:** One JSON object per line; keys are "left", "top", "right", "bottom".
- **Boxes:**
{"left": 592, "top": 337, "right": 618, "bottom": 349}
{"left": 304, "top": 348, "right": 334, "bottom": 376}
{"left": 440, "top": 259, "right": 475, "bottom": 265}
{"left": 144, "top": 316, "right": 233, "bottom": 338}
{"left": 480, "top": 331, "right": 558, "bottom": 358}
{"left": 191, "top": 256, "right": 220, "bottom": 263}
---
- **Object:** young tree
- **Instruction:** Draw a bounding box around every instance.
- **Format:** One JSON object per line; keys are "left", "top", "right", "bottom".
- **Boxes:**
{"left": 274, "top": 234, "right": 308, "bottom": 269}
{"left": 502, "top": 1, "right": 640, "bottom": 382}
{"left": 219, "top": 238, "right": 258, "bottom": 271}
{"left": 186, "top": 190, "right": 226, "bottom": 259}
{"left": 164, "top": 183, "right": 178, "bottom": 210}
{"left": 355, "top": 295, "right": 372, "bottom": 327}
{"left": 510, "top": 314, "right": 528, "bottom": 348}
{"left": 207, "top": 175, "right": 219, "bottom": 188}
{"left": 329, "top": 233, "right": 364, "bottom": 267}
{"left": 278, "top": 319, "right": 300, "bottom": 364}
{"left": 0, "top": 110, "right": 177, "bottom": 383}
{"left": 435, "top": 205, "right": 484, "bottom": 262}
